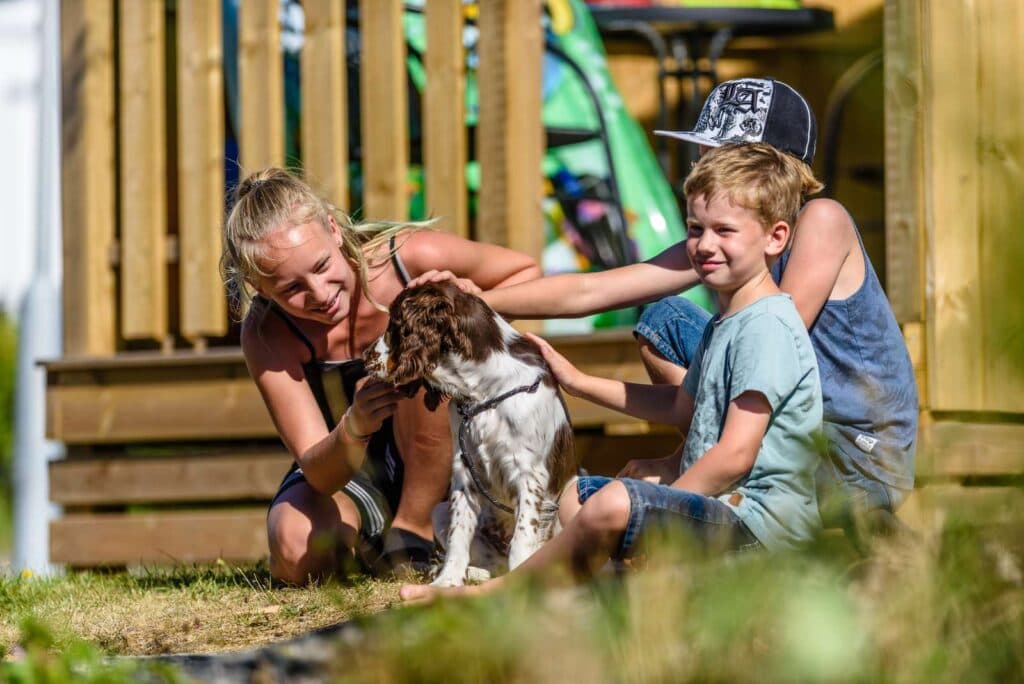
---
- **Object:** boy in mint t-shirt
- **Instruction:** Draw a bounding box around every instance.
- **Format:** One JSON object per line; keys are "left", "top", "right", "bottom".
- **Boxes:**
{"left": 401, "top": 143, "right": 822, "bottom": 601}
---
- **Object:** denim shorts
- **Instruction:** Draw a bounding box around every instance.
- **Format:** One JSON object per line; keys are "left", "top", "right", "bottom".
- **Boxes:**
{"left": 634, "top": 296, "right": 713, "bottom": 369}
{"left": 577, "top": 476, "right": 760, "bottom": 559}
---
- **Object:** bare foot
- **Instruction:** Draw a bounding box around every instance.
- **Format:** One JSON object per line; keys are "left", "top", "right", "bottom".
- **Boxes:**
{"left": 399, "top": 578, "right": 502, "bottom": 604}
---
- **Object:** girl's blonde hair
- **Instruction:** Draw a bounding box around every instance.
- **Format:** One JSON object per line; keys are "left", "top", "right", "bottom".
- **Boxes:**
{"left": 221, "top": 167, "right": 430, "bottom": 319}
{"left": 683, "top": 143, "right": 824, "bottom": 228}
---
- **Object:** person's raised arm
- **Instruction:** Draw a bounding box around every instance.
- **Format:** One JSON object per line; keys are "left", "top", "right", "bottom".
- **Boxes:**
{"left": 779, "top": 198, "right": 862, "bottom": 329}
{"left": 671, "top": 391, "right": 771, "bottom": 496}
{"left": 398, "top": 230, "right": 541, "bottom": 290}
{"left": 483, "top": 241, "right": 699, "bottom": 319}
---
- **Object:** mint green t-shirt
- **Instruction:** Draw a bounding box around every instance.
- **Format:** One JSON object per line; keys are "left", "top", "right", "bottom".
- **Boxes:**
{"left": 682, "top": 294, "right": 823, "bottom": 550}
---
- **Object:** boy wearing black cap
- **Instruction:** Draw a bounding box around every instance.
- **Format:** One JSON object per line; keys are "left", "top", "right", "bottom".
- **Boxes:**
{"left": 410, "top": 78, "right": 917, "bottom": 551}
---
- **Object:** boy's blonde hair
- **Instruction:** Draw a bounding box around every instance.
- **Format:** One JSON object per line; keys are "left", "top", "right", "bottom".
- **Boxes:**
{"left": 683, "top": 143, "right": 824, "bottom": 228}
{"left": 221, "top": 167, "right": 430, "bottom": 319}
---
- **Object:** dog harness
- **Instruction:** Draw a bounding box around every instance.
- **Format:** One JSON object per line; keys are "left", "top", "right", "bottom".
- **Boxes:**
{"left": 454, "top": 376, "right": 544, "bottom": 514}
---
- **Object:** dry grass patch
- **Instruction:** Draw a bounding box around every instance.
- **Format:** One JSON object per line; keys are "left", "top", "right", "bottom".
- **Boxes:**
{"left": 1, "top": 563, "right": 400, "bottom": 656}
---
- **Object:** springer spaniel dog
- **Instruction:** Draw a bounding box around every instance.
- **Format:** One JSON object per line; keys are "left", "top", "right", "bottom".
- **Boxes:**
{"left": 365, "top": 282, "right": 575, "bottom": 587}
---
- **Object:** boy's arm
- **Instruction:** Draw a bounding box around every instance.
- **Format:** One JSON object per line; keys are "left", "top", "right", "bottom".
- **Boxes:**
{"left": 482, "top": 242, "right": 699, "bottom": 318}
{"left": 527, "top": 333, "right": 696, "bottom": 429}
{"left": 671, "top": 391, "right": 771, "bottom": 496}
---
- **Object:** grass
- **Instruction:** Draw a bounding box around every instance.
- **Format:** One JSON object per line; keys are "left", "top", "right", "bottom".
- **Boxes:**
{"left": 0, "top": 562, "right": 398, "bottom": 657}
{"left": 0, "top": 520, "right": 1021, "bottom": 682}
{"left": 0, "top": 311, "right": 16, "bottom": 554}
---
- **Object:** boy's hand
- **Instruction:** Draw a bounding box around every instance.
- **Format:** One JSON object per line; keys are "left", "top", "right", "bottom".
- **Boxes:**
{"left": 618, "top": 453, "right": 680, "bottom": 484}
{"left": 524, "top": 332, "right": 587, "bottom": 396}
{"left": 406, "top": 269, "right": 483, "bottom": 295}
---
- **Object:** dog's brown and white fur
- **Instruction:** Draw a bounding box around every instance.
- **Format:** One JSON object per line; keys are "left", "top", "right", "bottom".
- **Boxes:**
{"left": 365, "top": 282, "right": 575, "bottom": 586}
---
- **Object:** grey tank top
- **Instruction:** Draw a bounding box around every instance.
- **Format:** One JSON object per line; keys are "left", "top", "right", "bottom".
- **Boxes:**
{"left": 772, "top": 223, "right": 918, "bottom": 490}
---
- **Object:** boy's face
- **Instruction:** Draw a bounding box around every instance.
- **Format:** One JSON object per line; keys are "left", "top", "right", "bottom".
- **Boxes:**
{"left": 685, "top": 193, "right": 788, "bottom": 294}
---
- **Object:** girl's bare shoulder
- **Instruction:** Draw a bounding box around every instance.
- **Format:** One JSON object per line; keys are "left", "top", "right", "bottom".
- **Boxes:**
{"left": 797, "top": 198, "right": 856, "bottom": 242}
{"left": 240, "top": 302, "right": 310, "bottom": 368}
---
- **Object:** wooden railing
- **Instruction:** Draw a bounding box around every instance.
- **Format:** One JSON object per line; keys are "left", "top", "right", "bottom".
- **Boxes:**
{"left": 59, "top": 0, "right": 542, "bottom": 356}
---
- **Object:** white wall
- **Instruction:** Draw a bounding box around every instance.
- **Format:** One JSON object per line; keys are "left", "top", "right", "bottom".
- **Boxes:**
{"left": 0, "top": 0, "right": 42, "bottom": 317}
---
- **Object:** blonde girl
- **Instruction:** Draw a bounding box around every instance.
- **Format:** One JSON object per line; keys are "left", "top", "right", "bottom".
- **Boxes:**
{"left": 223, "top": 168, "right": 540, "bottom": 583}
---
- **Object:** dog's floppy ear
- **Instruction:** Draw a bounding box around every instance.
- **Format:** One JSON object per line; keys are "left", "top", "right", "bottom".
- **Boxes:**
{"left": 423, "top": 386, "right": 444, "bottom": 412}
{"left": 389, "top": 285, "right": 455, "bottom": 384}
{"left": 397, "top": 379, "right": 423, "bottom": 399}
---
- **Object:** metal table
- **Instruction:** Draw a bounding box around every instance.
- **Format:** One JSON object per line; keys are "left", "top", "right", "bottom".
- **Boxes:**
{"left": 589, "top": 5, "right": 834, "bottom": 179}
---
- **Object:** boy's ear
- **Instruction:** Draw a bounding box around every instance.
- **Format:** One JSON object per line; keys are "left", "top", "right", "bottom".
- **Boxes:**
{"left": 765, "top": 220, "right": 791, "bottom": 257}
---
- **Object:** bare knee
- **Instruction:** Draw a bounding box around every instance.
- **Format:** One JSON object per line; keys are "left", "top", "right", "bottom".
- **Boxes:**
{"left": 575, "top": 481, "right": 631, "bottom": 539}
{"left": 267, "top": 508, "right": 321, "bottom": 584}
{"left": 637, "top": 336, "right": 687, "bottom": 386}
{"left": 557, "top": 476, "right": 582, "bottom": 528}
{"left": 267, "top": 495, "right": 357, "bottom": 584}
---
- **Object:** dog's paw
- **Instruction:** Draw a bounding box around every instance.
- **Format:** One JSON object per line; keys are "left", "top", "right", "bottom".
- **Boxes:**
{"left": 465, "top": 566, "right": 493, "bottom": 584}
{"left": 430, "top": 573, "right": 465, "bottom": 588}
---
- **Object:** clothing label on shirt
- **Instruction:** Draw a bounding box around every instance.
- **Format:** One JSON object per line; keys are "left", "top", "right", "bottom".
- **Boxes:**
{"left": 855, "top": 433, "right": 879, "bottom": 453}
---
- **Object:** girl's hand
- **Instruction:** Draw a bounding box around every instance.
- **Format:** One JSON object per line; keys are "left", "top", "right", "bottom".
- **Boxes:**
{"left": 524, "top": 332, "right": 587, "bottom": 396}
{"left": 617, "top": 454, "right": 680, "bottom": 484}
{"left": 406, "top": 269, "right": 483, "bottom": 296}
{"left": 348, "top": 377, "right": 401, "bottom": 437}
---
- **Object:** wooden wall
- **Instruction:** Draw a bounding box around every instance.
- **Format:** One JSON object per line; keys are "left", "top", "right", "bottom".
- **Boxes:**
{"left": 886, "top": 0, "right": 1024, "bottom": 415}
{"left": 883, "top": 0, "right": 1024, "bottom": 513}
{"left": 58, "top": 0, "right": 542, "bottom": 357}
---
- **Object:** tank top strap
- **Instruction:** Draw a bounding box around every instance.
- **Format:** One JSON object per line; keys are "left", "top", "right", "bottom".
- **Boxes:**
{"left": 389, "top": 235, "right": 412, "bottom": 286}
{"left": 257, "top": 296, "right": 319, "bottom": 363}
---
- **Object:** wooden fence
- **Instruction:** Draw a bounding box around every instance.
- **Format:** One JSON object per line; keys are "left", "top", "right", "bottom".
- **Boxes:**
{"left": 59, "top": 0, "right": 542, "bottom": 356}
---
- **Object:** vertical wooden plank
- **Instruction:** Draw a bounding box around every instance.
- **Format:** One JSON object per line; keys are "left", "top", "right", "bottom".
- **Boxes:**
{"left": 302, "top": 0, "right": 348, "bottom": 211}
{"left": 476, "top": 0, "right": 543, "bottom": 260}
{"left": 118, "top": 0, "right": 167, "bottom": 342}
{"left": 238, "top": 0, "right": 284, "bottom": 171}
{"left": 358, "top": 0, "right": 408, "bottom": 219}
{"left": 424, "top": 0, "right": 468, "bottom": 237}
{"left": 61, "top": 0, "right": 117, "bottom": 355}
{"left": 177, "top": 0, "right": 227, "bottom": 340}
{"left": 975, "top": 1, "right": 1024, "bottom": 411}
{"left": 921, "top": 0, "right": 982, "bottom": 410}
{"left": 882, "top": 0, "right": 923, "bottom": 325}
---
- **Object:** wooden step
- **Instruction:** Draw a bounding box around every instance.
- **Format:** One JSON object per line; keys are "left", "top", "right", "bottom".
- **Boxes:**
{"left": 50, "top": 509, "right": 268, "bottom": 566}
{"left": 50, "top": 449, "right": 292, "bottom": 506}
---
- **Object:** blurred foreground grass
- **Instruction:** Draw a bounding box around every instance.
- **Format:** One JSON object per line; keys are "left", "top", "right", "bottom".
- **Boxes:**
{"left": 1, "top": 518, "right": 1021, "bottom": 682}
{"left": 0, "top": 312, "right": 15, "bottom": 553}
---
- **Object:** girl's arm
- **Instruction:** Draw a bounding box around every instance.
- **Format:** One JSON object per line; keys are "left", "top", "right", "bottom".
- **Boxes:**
{"left": 398, "top": 230, "right": 542, "bottom": 290}
{"left": 242, "top": 317, "right": 399, "bottom": 494}
{"left": 779, "top": 198, "right": 863, "bottom": 328}
{"left": 407, "top": 240, "right": 699, "bottom": 318}
{"left": 527, "top": 333, "right": 696, "bottom": 431}
{"left": 484, "top": 241, "right": 699, "bottom": 318}
{"left": 671, "top": 391, "right": 770, "bottom": 496}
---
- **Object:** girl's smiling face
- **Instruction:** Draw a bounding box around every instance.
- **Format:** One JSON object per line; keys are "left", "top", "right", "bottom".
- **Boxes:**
{"left": 253, "top": 216, "right": 357, "bottom": 325}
